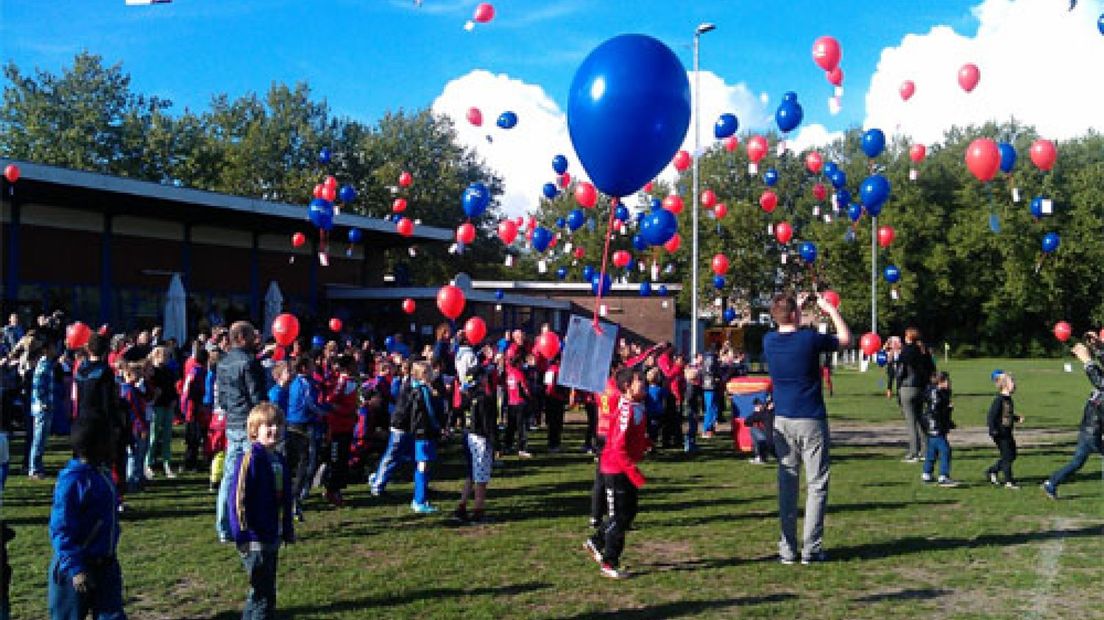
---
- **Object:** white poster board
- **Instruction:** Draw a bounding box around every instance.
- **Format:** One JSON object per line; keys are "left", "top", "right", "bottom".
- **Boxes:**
{"left": 558, "top": 315, "right": 619, "bottom": 394}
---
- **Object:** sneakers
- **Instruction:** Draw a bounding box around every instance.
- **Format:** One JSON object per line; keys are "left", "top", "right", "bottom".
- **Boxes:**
{"left": 748, "top": 457, "right": 765, "bottom": 465}
{"left": 599, "top": 563, "right": 629, "bottom": 579}
{"left": 987, "top": 471, "right": 1000, "bottom": 486}
{"left": 368, "top": 473, "right": 383, "bottom": 497}
{"left": 937, "top": 477, "right": 959, "bottom": 488}
{"left": 588, "top": 517, "right": 601, "bottom": 529}
{"left": 163, "top": 463, "right": 177, "bottom": 479}
{"left": 411, "top": 501, "right": 438, "bottom": 514}
{"left": 921, "top": 472, "right": 933, "bottom": 483}
{"left": 1041, "top": 481, "right": 1058, "bottom": 500}
{"left": 1004, "top": 481, "right": 1020, "bottom": 490}
{"left": 144, "top": 466, "right": 156, "bottom": 480}
{"left": 901, "top": 456, "right": 919, "bottom": 463}
{"left": 801, "top": 551, "right": 829, "bottom": 565}
{"left": 584, "top": 539, "right": 603, "bottom": 564}
{"left": 517, "top": 451, "right": 533, "bottom": 459}
{"left": 779, "top": 556, "right": 796, "bottom": 565}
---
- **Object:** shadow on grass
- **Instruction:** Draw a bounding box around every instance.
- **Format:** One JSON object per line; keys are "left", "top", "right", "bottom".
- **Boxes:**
{"left": 559, "top": 592, "right": 797, "bottom": 619}
{"left": 832, "top": 523, "right": 1103, "bottom": 561}
{"left": 853, "top": 588, "right": 952, "bottom": 602}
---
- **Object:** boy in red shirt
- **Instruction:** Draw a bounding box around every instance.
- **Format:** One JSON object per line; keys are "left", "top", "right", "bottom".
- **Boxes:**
{"left": 323, "top": 355, "right": 359, "bottom": 507}
{"left": 584, "top": 367, "right": 648, "bottom": 579}
{"left": 502, "top": 356, "right": 532, "bottom": 458}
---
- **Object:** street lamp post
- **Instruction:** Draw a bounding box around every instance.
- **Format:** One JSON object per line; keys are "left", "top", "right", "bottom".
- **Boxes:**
{"left": 690, "top": 22, "right": 715, "bottom": 359}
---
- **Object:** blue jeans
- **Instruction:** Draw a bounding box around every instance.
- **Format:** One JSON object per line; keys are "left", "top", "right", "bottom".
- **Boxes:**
{"left": 923, "top": 435, "right": 951, "bottom": 477}
{"left": 371, "top": 429, "right": 412, "bottom": 493}
{"left": 750, "top": 426, "right": 769, "bottom": 460}
{"left": 1047, "top": 433, "right": 1099, "bottom": 491}
{"left": 30, "top": 409, "right": 51, "bottom": 476}
{"left": 238, "top": 544, "right": 279, "bottom": 620}
{"left": 217, "top": 428, "right": 250, "bottom": 539}
{"left": 47, "top": 556, "right": 126, "bottom": 620}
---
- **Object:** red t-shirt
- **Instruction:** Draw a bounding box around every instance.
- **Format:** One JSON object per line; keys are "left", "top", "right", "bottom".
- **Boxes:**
{"left": 325, "top": 374, "right": 359, "bottom": 435}
{"left": 599, "top": 397, "right": 648, "bottom": 487}
{"left": 505, "top": 366, "right": 529, "bottom": 406}
{"left": 596, "top": 378, "right": 620, "bottom": 438}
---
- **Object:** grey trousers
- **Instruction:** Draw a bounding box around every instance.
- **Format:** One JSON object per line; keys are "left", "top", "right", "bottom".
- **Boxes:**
{"left": 773, "top": 417, "right": 830, "bottom": 560}
{"left": 898, "top": 386, "right": 927, "bottom": 458}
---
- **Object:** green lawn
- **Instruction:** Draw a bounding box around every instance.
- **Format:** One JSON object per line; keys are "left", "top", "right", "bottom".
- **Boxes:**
{"left": 5, "top": 357, "right": 1102, "bottom": 619}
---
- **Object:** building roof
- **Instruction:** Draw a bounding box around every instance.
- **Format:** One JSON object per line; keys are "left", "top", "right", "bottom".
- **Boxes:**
{"left": 0, "top": 159, "right": 451, "bottom": 244}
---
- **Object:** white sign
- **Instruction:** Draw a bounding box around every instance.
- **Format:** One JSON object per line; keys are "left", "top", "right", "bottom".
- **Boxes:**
{"left": 558, "top": 315, "right": 619, "bottom": 394}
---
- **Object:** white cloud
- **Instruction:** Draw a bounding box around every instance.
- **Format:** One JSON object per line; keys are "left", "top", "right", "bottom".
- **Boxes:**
{"left": 865, "top": 0, "right": 1104, "bottom": 145}
{"left": 787, "top": 123, "right": 846, "bottom": 154}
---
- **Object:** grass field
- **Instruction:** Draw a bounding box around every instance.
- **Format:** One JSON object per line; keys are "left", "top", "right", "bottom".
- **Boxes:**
{"left": 5, "top": 357, "right": 1103, "bottom": 619}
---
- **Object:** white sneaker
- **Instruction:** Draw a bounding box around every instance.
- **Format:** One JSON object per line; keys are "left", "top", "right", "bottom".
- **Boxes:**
{"left": 144, "top": 466, "right": 156, "bottom": 480}
{"left": 163, "top": 463, "right": 177, "bottom": 479}
{"left": 921, "top": 473, "right": 933, "bottom": 483}
{"left": 600, "top": 563, "right": 629, "bottom": 579}
{"left": 938, "top": 477, "right": 959, "bottom": 488}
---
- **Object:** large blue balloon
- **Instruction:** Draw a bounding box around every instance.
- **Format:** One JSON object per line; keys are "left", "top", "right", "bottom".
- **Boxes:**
{"left": 308, "top": 198, "right": 334, "bottom": 231}
{"left": 566, "top": 208, "right": 587, "bottom": 232}
{"left": 339, "top": 184, "right": 357, "bottom": 203}
{"left": 829, "top": 169, "right": 847, "bottom": 190}
{"left": 552, "top": 154, "right": 569, "bottom": 175}
{"left": 582, "top": 265, "right": 596, "bottom": 282}
{"left": 799, "top": 241, "right": 817, "bottom": 263}
{"left": 764, "top": 168, "right": 780, "bottom": 187}
{"left": 347, "top": 228, "right": 363, "bottom": 244}
{"left": 775, "top": 93, "right": 803, "bottom": 133}
{"left": 861, "top": 128, "right": 886, "bottom": 159}
{"left": 638, "top": 281, "right": 652, "bottom": 297}
{"left": 632, "top": 234, "right": 648, "bottom": 252}
{"left": 1041, "top": 231, "right": 1060, "bottom": 254}
{"left": 462, "top": 182, "right": 491, "bottom": 218}
{"left": 591, "top": 272, "right": 612, "bottom": 296}
{"left": 531, "top": 226, "right": 553, "bottom": 252}
{"left": 998, "top": 143, "right": 1017, "bottom": 174}
{"left": 639, "top": 205, "right": 678, "bottom": 246}
{"left": 542, "top": 183, "right": 559, "bottom": 199}
{"left": 847, "top": 202, "right": 863, "bottom": 222}
{"left": 714, "top": 113, "right": 738, "bottom": 139}
{"left": 497, "top": 111, "right": 518, "bottom": 129}
{"left": 567, "top": 35, "right": 691, "bottom": 197}
{"left": 883, "top": 264, "right": 901, "bottom": 284}
{"left": 860, "top": 175, "right": 891, "bottom": 212}
{"left": 713, "top": 275, "right": 726, "bottom": 290}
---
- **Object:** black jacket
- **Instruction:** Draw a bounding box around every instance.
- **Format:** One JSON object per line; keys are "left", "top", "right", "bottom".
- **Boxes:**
{"left": 468, "top": 391, "right": 496, "bottom": 441}
{"left": 897, "top": 343, "right": 935, "bottom": 388}
{"left": 75, "top": 359, "right": 125, "bottom": 435}
{"left": 1078, "top": 361, "right": 1104, "bottom": 450}
{"left": 923, "top": 386, "right": 954, "bottom": 436}
{"left": 216, "top": 346, "right": 267, "bottom": 432}
{"left": 987, "top": 394, "right": 1016, "bottom": 439}
{"left": 393, "top": 381, "right": 438, "bottom": 440}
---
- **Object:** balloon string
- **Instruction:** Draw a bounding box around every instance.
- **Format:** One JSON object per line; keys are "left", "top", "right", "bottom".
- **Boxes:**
{"left": 594, "top": 197, "right": 619, "bottom": 330}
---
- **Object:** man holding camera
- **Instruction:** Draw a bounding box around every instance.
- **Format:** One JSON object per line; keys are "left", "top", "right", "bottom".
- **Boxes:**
{"left": 1041, "top": 330, "right": 1104, "bottom": 500}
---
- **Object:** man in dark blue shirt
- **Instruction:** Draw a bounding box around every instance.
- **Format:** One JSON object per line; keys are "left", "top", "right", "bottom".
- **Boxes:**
{"left": 762, "top": 293, "right": 851, "bottom": 565}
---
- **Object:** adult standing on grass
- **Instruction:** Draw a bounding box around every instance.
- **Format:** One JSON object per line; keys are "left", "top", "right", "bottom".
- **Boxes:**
{"left": 762, "top": 292, "right": 850, "bottom": 565}
{"left": 1042, "top": 332, "right": 1104, "bottom": 500}
{"left": 215, "top": 321, "right": 267, "bottom": 543}
{"left": 897, "top": 328, "right": 936, "bottom": 462}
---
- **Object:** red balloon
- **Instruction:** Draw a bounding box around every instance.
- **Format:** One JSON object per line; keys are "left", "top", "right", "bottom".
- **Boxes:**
{"left": 1053, "top": 321, "right": 1072, "bottom": 343}
{"left": 965, "top": 138, "right": 1000, "bottom": 182}
{"left": 392, "top": 197, "right": 407, "bottom": 213}
{"left": 65, "top": 322, "right": 92, "bottom": 350}
{"left": 402, "top": 298, "right": 416, "bottom": 314}
{"left": 464, "top": 316, "right": 487, "bottom": 344}
{"left": 899, "top": 80, "right": 916, "bottom": 101}
{"left": 497, "top": 219, "right": 518, "bottom": 245}
{"left": 575, "top": 181, "right": 597, "bottom": 208}
{"left": 573, "top": 246, "right": 585, "bottom": 259}
{"left": 466, "top": 107, "right": 483, "bottom": 127}
{"left": 663, "top": 233, "right": 681, "bottom": 253}
{"left": 826, "top": 66, "right": 843, "bottom": 87}
{"left": 321, "top": 185, "right": 337, "bottom": 202}
{"left": 612, "top": 250, "right": 632, "bottom": 268}
{"left": 323, "top": 175, "right": 338, "bottom": 188}
{"left": 535, "top": 332, "right": 561, "bottom": 359}
{"left": 909, "top": 144, "right": 927, "bottom": 163}
{"left": 759, "top": 190, "right": 778, "bottom": 213}
{"left": 312, "top": 184, "right": 324, "bottom": 199}
{"left": 746, "top": 136, "right": 768, "bottom": 163}
{"left": 672, "top": 150, "right": 692, "bottom": 172}
{"left": 559, "top": 172, "right": 571, "bottom": 187}
{"left": 713, "top": 203, "right": 728, "bottom": 219}
{"left": 711, "top": 253, "right": 730, "bottom": 275}
{"left": 812, "top": 35, "right": 842, "bottom": 72}
{"left": 329, "top": 318, "right": 343, "bottom": 333}
{"left": 958, "top": 63, "right": 980, "bottom": 93}
{"left": 1029, "top": 139, "right": 1057, "bottom": 172}
{"left": 877, "top": 225, "right": 895, "bottom": 248}
{"left": 396, "top": 217, "right": 414, "bottom": 237}
{"left": 272, "top": 313, "right": 300, "bottom": 347}
{"left": 812, "top": 183, "right": 827, "bottom": 202}
{"left": 272, "top": 346, "right": 286, "bottom": 362}
{"left": 456, "top": 222, "right": 476, "bottom": 245}
{"left": 398, "top": 171, "right": 413, "bottom": 187}
{"left": 663, "top": 194, "right": 684, "bottom": 214}
{"left": 859, "top": 332, "right": 882, "bottom": 356}
{"left": 700, "top": 189, "right": 717, "bottom": 208}
{"left": 822, "top": 290, "right": 841, "bottom": 309}
{"left": 436, "top": 284, "right": 466, "bottom": 320}
{"left": 291, "top": 232, "right": 306, "bottom": 248}
{"left": 805, "top": 151, "right": 824, "bottom": 174}
{"left": 3, "top": 164, "right": 19, "bottom": 183}
{"left": 472, "top": 2, "right": 495, "bottom": 23}
{"left": 724, "top": 136, "right": 739, "bottom": 152}
{"left": 774, "top": 221, "right": 794, "bottom": 244}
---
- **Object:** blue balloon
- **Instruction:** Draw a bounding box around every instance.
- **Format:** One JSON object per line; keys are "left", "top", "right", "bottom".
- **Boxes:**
{"left": 566, "top": 208, "right": 587, "bottom": 232}
{"left": 552, "top": 154, "right": 569, "bottom": 175}
{"left": 998, "top": 142, "right": 1017, "bottom": 173}
{"left": 318, "top": 147, "right": 332, "bottom": 165}
{"left": 494, "top": 289, "right": 504, "bottom": 301}
{"left": 860, "top": 175, "right": 891, "bottom": 212}
{"left": 836, "top": 188, "right": 852, "bottom": 207}
{"left": 615, "top": 205, "right": 630, "bottom": 222}
{"left": 883, "top": 264, "right": 901, "bottom": 284}
{"left": 625, "top": 258, "right": 636, "bottom": 271}
{"left": 591, "top": 273, "right": 612, "bottom": 297}
{"left": 1030, "top": 196, "right": 1045, "bottom": 219}
{"left": 714, "top": 113, "right": 738, "bottom": 139}
{"left": 632, "top": 234, "right": 648, "bottom": 252}
{"left": 723, "top": 307, "right": 737, "bottom": 323}
{"left": 1099, "top": 13, "right": 1104, "bottom": 35}
{"left": 635, "top": 210, "right": 647, "bottom": 223}
{"left": 531, "top": 226, "right": 553, "bottom": 253}
{"left": 875, "top": 351, "right": 888, "bottom": 367}
{"left": 764, "top": 168, "right": 780, "bottom": 187}
{"left": 497, "top": 337, "right": 509, "bottom": 353}
{"left": 461, "top": 182, "right": 491, "bottom": 218}
{"left": 775, "top": 95, "right": 803, "bottom": 133}
{"left": 555, "top": 217, "right": 566, "bottom": 229}
{"left": 847, "top": 202, "right": 863, "bottom": 222}
{"left": 865, "top": 203, "right": 883, "bottom": 218}
{"left": 567, "top": 34, "right": 691, "bottom": 197}
{"left": 713, "top": 275, "right": 726, "bottom": 290}
{"left": 650, "top": 197, "right": 662, "bottom": 211}
{"left": 639, "top": 205, "right": 678, "bottom": 246}
{"left": 582, "top": 265, "right": 596, "bottom": 282}
{"left": 861, "top": 128, "right": 886, "bottom": 158}
{"left": 799, "top": 241, "right": 817, "bottom": 263}
{"left": 638, "top": 281, "right": 652, "bottom": 297}
{"left": 1041, "top": 231, "right": 1060, "bottom": 254}
{"left": 657, "top": 285, "right": 669, "bottom": 297}
{"left": 312, "top": 335, "right": 326, "bottom": 349}
{"left": 829, "top": 169, "right": 847, "bottom": 190}
{"left": 496, "top": 111, "right": 518, "bottom": 129}
{"left": 823, "top": 161, "right": 839, "bottom": 178}
{"left": 308, "top": 198, "right": 334, "bottom": 231}
{"left": 347, "top": 228, "right": 363, "bottom": 244}
{"left": 556, "top": 266, "right": 569, "bottom": 280}
{"left": 339, "top": 184, "right": 357, "bottom": 203}
{"left": 543, "top": 183, "right": 559, "bottom": 199}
